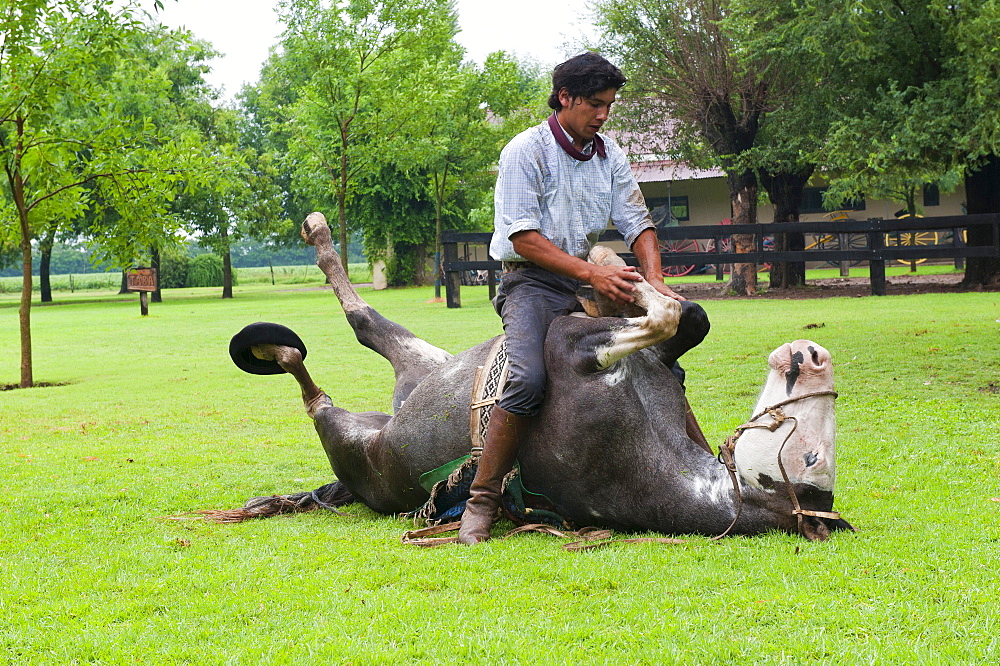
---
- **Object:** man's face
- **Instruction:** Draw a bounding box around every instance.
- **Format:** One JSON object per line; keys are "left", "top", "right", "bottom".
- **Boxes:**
{"left": 556, "top": 87, "right": 617, "bottom": 148}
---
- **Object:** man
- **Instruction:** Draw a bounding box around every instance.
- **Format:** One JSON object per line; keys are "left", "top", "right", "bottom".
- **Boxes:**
{"left": 457, "top": 52, "right": 686, "bottom": 545}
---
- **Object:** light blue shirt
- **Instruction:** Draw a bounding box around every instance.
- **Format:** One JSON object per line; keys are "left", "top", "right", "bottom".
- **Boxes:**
{"left": 489, "top": 118, "right": 654, "bottom": 261}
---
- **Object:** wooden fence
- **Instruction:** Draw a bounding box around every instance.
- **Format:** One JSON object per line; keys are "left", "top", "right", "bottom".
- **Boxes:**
{"left": 441, "top": 213, "right": 1000, "bottom": 306}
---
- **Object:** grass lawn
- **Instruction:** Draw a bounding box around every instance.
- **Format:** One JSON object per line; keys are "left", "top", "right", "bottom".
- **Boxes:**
{"left": 1, "top": 275, "right": 998, "bottom": 663}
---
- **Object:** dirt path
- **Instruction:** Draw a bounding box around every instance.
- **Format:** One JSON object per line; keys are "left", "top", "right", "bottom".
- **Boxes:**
{"left": 673, "top": 272, "right": 999, "bottom": 300}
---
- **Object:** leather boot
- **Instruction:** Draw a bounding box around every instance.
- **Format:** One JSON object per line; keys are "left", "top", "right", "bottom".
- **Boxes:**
{"left": 458, "top": 405, "right": 528, "bottom": 545}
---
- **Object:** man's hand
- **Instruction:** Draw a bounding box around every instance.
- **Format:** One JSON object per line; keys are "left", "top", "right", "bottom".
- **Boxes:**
{"left": 511, "top": 230, "right": 645, "bottom": 304}
{"left": 509, "top": 229, "right": 682, "bottom": 304}
{"left": 644, "top": 273, "right": 687, "bottom": 301}
{"left": 588, "top": 263, "right": 644, "bottom": 304}
{"left": 631, "top": 228, "right": 686, "bottom": 301}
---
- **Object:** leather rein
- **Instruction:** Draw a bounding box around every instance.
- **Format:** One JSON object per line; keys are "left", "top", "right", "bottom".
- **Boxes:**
{"left": 713, "top": 390, "right": 843, "bottom": 540}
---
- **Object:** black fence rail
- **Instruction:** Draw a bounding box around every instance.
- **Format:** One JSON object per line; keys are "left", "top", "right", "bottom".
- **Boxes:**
{"left": 442, "top": 213, "right": 1000, "bottom": 307}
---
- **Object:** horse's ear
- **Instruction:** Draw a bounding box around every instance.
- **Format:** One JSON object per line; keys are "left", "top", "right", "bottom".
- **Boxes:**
{"left": 801, "top": 515, "right": 857, "bottom": 541}
{"left": 800, "top": 516, "right": 832, "bottom": 541}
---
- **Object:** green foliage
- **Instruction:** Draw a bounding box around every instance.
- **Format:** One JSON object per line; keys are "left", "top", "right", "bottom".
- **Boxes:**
{"left": 384, "top": 246, "right": 421, "bottom": 287}
{"left": 250, "top": 1, "right": 547, "bottom": 284}
{"left": 596, "top": 0, "right": 767, "bottom": 163}
{"left": 771, "top": 1, "right": 1000, "bottom": 198}
{"left": 185, "top": 253, "right": 233, "bottom": 288}
{"left": 0, "top": 285, "right": 998, "bottom": 662}
{"left": 353, "top": 164, "right": 435, "bottom": 265}
{"left": 157, "top": 249, "right": 190, "bottom": 289}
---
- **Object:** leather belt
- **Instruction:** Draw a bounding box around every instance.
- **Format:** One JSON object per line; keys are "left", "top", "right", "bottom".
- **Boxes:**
{"left": 501, "top": 261, "right": 537, "bottom": 272}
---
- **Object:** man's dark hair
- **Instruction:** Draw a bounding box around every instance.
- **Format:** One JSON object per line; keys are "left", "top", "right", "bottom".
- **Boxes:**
{"left": 547, "top": 52, "right": 627, "bottom": 111}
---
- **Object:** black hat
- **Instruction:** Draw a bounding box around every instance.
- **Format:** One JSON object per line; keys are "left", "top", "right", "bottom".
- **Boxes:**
{"left": 229, "top": 322, "right": 307, "bottom": 375}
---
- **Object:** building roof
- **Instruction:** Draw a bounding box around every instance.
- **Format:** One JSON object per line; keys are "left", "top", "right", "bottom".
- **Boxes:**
{"left": 629, "top": 159, "right": 723, "bottom": 183}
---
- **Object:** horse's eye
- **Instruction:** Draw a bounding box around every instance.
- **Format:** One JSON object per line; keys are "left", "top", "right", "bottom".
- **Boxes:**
{"left": 804, "top": 451, "right": 818, "bottom": 467}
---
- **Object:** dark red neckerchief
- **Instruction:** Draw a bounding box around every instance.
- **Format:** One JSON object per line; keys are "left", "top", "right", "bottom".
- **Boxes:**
{"left": 547, "top": 113, "right": 606, "bottom": 161}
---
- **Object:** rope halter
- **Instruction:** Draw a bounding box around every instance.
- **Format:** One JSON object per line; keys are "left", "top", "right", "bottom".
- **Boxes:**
{"left": 713, "top": 390, "right": 842, "bottom": 540}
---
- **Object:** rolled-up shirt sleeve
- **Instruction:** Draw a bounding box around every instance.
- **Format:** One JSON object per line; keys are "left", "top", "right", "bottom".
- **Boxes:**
{"left": 495, "top": 140, "right": 544, "bottom": 240}
{"left": 608, "top": 142, "right": 655, "bottom": 248}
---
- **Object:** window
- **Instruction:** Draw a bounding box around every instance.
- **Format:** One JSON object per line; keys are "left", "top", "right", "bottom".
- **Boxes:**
{"left": 800, "top": 187, "right": 865, "bottom": 214}
{"left": 646, "top": 195, "right": 690, "bottom": 224}
{"left": 923, "top": 183, "right": 940, "bottom": 207}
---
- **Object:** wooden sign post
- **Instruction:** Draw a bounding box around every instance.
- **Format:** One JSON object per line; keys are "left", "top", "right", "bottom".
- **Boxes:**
{"left": 126, "top": 268, "right": 158, "bottom": 316}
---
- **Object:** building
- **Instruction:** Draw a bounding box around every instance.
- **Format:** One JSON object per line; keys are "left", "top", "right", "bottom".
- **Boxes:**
{"left": 631, "top": 158, "right": 967, "bottom": 227}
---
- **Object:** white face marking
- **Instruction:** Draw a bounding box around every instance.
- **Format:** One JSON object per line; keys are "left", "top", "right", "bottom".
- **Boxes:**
{"left": 735, "top": 341, "right": 837, "bottom": 492}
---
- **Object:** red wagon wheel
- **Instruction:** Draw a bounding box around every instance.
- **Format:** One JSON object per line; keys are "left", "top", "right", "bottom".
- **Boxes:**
{"left": 659, "top": 238, "right": 701, "bottom": 277}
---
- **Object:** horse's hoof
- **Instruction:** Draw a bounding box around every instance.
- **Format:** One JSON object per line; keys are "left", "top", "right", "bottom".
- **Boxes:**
{"left": 301, "top": 212, "right": 331, "bottom": 246}
{"left": 230, "top": 322, "right": 307, "bottom": 375}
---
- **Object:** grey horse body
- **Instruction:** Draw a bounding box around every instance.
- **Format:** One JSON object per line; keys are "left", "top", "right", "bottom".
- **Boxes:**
{"left": 238, "top": 212, "right": 852, "bottom": 540}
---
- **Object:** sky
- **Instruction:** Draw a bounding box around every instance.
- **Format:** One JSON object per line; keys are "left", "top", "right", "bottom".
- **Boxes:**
{"left": 153, "top": 0, "right": 600, "bottom": 101}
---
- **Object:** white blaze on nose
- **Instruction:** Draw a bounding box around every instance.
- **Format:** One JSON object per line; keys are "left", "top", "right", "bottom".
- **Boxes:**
{"left": 735, "top": 340, "right": 837, "bottom": 492}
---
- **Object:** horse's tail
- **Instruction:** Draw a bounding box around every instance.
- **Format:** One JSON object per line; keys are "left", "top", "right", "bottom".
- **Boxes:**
{"left": 170, "top": 481, "right": 356, "bottom": 524}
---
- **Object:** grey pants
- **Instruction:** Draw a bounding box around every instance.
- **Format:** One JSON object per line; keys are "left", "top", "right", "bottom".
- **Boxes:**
{"left": 493, "top": 265, "right": 583, "bottom": 417}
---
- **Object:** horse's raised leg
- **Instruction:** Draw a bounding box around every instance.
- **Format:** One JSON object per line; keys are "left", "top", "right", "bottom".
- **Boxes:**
{"left": 244, "top": 339, "right": 408, "bottom": 512}
{"left": 250, "top": 343, "right": 331, "bottom": 417}
{"left": 587, "top": 247, "right": 684, "bottom": 371}
{"left": 301, "top": 212, "right": 452, "bottom": 412}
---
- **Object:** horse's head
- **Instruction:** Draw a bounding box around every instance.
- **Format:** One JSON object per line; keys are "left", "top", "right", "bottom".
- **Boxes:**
{"left": 733, "top": 340, "right": 854, "bottom": 540}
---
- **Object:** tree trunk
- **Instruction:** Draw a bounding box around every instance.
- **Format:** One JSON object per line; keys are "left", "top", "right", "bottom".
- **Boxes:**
{"left": 726, "top": 170, "right": 759, "bottom": 296}
{"left": 12, "top": 116, "right": 34, "bottom": 388}
{"left": 18, "top": 222, "right": 33, "bottom": 389}
{"left": 961, "top": 153, "right": 1000, "bottom": 286}
{"left": 221, "top": 226, "right": 233, "bottom": 299}
{"left": 222, "top": 250, "right": 233, "bottom": 298}
{"left": 413, "top": 245, "right": 429, "bottom": 286}
{"left": 433, "top": 165, "right": 449, "bottom": 298}
{"left": 119, "top": 270, "right": 129, "bottom": 294}
{"left": 337, "top": 131, "right": 350, "bottom": 272}
{"left": 760, "top": 169, "right": 812, "bottom": 289}
{"left": 151, "top": 246, "right": 162, "bottom": 303}
{"left": 39, "top": 226, "right": 56, "bottom": 303}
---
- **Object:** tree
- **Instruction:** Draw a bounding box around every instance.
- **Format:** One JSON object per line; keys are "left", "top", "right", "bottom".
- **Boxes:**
{"left": 0, "top": 0, "right": 208, "bottom": 387}
{"left": 348, "top": 49, "right": 549, "bottom": 288}
{"left": 273, "top": 0, "right": 460, "bottom": 271}
{"left": 234, "top": 74, "right": 312, "bottom": 262}
{"left": 776, "top": 0, "right": 1000, "bottom": 285}
{"left": 103, "top": 21, "right": 253, "bottom": 300}
{"left": 724, "top": 0, "right": 838, "bottom": 289}
{"left": 402, "top": 51, "right": 547, "bottom": 290}
{"left": 596, "top": 0, "right": 787, "bottom": 296}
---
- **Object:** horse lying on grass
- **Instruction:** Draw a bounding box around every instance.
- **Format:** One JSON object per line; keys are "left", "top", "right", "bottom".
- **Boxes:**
{"left": 213, "top": 212, "right": 854, "bottom": 544}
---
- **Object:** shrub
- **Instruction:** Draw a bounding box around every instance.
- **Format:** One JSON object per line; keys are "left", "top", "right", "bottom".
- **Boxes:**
{"left": 385, "top": 244, "right": 427, "bottom": 287}
{"left": 158, "top": 251, "right": 190, "bottom": 289}
{"left": 186, "top": 254, "right": 236, "bottom": 288}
